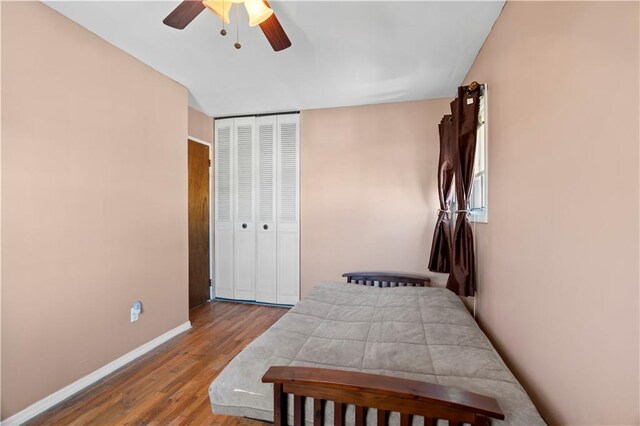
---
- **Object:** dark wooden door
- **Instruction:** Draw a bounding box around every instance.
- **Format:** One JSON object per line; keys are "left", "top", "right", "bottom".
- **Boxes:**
{"left": 188, "top": 140, "right": 211, "bottom": 309}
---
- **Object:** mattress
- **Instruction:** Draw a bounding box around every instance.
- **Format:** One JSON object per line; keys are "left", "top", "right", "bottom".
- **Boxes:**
{"left": 209, "top": 283, "right": 545, "bottom": 425}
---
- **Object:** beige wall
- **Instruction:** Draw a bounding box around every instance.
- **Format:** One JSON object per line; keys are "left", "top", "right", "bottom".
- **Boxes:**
{"left": 300, "top": 100, "right": 450, "bottom": 295}
{"left": 463, "top": 1, "right": 639, "bottom": 424}
{"left": 188, "top": 107, "right": 213, "bottom": 144}
{"left": 1, "top": 2, "right": 189, "bottom": 419}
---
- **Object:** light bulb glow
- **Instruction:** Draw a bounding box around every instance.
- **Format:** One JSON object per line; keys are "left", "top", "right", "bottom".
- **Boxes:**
{"left": 243, "top": 0, "right": 273, "bottom": 27}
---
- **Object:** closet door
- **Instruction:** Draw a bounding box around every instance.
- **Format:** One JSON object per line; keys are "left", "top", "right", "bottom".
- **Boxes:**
{"left": 214, "top": 119, "right": 234, "bottom": 299}
{"left": 255, "top": 116, "right": 278, "bottom": 303}
{"left": 233, "top": 117, "right": 256, "bottom": 300}
{"left": 276, "top": 114, "right": 300, "bottom": 305}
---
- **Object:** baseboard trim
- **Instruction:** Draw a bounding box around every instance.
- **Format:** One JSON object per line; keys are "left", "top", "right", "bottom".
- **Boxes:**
{"left": 1, "top": 321, "right": 192, "bottom": 426}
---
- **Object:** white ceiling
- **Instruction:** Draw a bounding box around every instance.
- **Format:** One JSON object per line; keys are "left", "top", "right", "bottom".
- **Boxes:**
{"left": 44, "top": 1, "right": 504, "bottom": 117}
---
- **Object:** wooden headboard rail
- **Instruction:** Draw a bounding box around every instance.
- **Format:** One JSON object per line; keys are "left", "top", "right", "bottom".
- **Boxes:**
{"left": 342, "top": 271, "right": 431, "bottom": 287}
{"left": 263, "top": 366, "right": 505, "bottom": 426}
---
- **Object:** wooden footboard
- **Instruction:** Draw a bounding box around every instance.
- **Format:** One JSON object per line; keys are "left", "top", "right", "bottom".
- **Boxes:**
{"left": 342, "top": 272, "right": 431, "bottom": 287}
{"left": 262, "top": 367, "right": 504, "bottom": 426}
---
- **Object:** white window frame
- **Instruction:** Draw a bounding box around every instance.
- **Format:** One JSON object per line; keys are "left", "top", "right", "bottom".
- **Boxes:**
{"left": 469, "top": 85, "right": 488, "bottom": 223}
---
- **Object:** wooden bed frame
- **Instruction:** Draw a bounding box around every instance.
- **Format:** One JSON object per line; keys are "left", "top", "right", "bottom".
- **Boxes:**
{"left": 261, "top": 272, "right": 505, "bottom": 426}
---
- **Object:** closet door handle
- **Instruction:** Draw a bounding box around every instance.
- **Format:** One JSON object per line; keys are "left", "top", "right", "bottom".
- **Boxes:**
{"left": 242, "top": 223, "right": 247, "bottom": 229}
{"left": 263, "top": 224, "right": 269, "bottom": 230}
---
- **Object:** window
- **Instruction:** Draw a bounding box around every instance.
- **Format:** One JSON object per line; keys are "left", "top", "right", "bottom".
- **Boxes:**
{"left": 451, "top": 86, "right": 488, "bottom": 224}
{"left": 469, "top": 86, "right": 488, "bottom": 223}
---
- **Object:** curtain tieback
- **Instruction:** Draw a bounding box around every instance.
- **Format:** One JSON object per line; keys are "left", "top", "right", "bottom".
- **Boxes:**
{"left": 438, "top": 209, "right": 451, "bottom": 215}
{"left": 455, "top": 209, "right": 470, "bottom": 213}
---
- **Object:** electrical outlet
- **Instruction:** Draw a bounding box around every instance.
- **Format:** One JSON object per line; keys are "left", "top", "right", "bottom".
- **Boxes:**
{"left": 130, "top": 300, "right": 142, "bottom": 323}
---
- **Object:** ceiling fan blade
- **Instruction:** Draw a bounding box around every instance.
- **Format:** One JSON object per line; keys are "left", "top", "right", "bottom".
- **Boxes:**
{"left": 163, "top": 0, "right": 206, "bottom": 30}
{"left": 259, "top": 1, "right": 292, "bottom": 51}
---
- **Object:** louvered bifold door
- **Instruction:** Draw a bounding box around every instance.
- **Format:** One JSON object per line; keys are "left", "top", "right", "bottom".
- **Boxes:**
{"left": 255, "top": 116, "right": 278, "bottom": 303}
{"left": 233, "top": 117, "right": 257, "bottom": 301}
{"left": 276, "top": 114, "right": 300, "bottom": 305}
{"left": 214, "top": 119, "right": 234, "bottom": 299}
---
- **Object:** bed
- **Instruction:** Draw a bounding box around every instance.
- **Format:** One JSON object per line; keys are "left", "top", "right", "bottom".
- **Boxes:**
{"left": 209, "top": 273, "right": 545, "bottom": 425}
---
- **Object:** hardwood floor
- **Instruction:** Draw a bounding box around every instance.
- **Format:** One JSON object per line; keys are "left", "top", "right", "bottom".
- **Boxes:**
{"left": 26, "top": 301, "right": 289, "bottom": 426}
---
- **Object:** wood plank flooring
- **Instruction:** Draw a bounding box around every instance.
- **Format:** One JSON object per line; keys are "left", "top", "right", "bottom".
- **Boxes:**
{"left": 26, "top": 301, "right": 289, "bottom": 426}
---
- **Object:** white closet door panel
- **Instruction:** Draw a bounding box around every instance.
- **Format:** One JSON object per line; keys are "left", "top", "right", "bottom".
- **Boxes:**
{"left": 233, "top": 117, "right": 256, "bottom": 301}
{"left": 257, "top": 117, "right": 276, "bottom": 226}
{"left": 255, "top": 116, "right": 277, "bottom": 303}
{"left": 214, "top": 119, "right": 234, "bottom": 299}
{"left": 277, "top": 232, "right": 299, "bottom": 305}
{"left": 234, "top": 228, "right": 255, "bottom": 300}
{"left": 256, "top": 233, "right": 277, "bottom": 303}
{"left": 214, "top": 231, "right": 234, "bottom": 299}
{"left": 276, "top": 114, "right": 300, "bottom": 305}
{"left": 277, "top": 117, "right": 298, "bottom": 227}
{"left": 235, "top": 119, "right": 255, "bottom": 222}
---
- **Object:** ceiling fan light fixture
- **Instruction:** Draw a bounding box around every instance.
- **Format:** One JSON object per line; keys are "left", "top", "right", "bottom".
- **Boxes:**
{"left": 244, "top": 0, "right": 273, "bottom": 27}
{"left": 202, "top": 0, "right": 233, "bottom": 24}
{"left": 164, "top": 0, "right": 291, "bottom": 51}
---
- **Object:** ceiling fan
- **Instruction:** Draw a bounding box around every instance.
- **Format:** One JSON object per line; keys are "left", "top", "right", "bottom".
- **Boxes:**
{"left": 163, "top": 0, "right": 292, "bottom": 51}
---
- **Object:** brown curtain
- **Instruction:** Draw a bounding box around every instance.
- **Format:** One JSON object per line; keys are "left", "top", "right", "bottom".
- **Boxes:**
{"left": 446, "top": 85, "right": 481, "bottom": 297}
{"left": 428, "top": 115, "right": 454, "bottom": 273}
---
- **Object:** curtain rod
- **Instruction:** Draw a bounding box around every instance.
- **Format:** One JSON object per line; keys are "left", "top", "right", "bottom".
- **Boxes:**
{"left": 467, "top": 81, "right": 487, "bottom": 95}
{"left": 468, "top": 81, "right": 481, "bottom": 92}
{"left": 214, "top": 110, "right": 300, "bottom": 120}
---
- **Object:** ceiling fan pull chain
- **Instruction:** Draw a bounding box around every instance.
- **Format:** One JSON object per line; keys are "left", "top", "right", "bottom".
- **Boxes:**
{"left": 234, "top": 2, "right": 241, "bottom": 49}
{"left": 220, "top": 0, "right": 227, "bottom": 36}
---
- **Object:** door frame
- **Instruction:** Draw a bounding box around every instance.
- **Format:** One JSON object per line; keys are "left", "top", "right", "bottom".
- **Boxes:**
{"left": 188, "top": 136, "right": 214, "bottom": 300}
